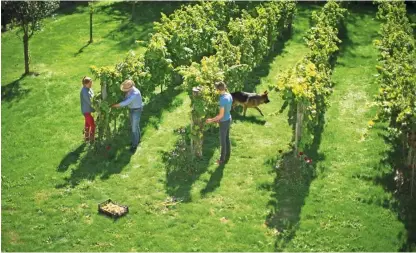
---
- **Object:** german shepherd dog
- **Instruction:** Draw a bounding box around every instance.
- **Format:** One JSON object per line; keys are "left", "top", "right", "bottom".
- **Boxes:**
{"left": 230, "top": 91, "right": 270, "bottom": 116}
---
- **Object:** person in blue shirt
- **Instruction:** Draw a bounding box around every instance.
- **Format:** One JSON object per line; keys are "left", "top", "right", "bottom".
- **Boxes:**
{"left": 111, "top": 80, "right": 143, "bottom": 153}
{"left": 206, "top": 81, "right": 233, "bottom": 165}
{"left": 80, "top": 76, "right": 95, "bottom": 142}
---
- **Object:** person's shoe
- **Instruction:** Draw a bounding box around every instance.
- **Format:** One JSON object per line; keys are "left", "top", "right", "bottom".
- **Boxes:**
{"left": 130, "top": 146, "right": 137, "bottom": 153}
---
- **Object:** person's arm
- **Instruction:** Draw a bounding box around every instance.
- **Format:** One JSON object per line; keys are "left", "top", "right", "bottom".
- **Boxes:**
{"left": 206, "top": 107, "right": 224, "bottom": 124}
{"left": 111, "top": 94, "right": 135, "bottom": 108}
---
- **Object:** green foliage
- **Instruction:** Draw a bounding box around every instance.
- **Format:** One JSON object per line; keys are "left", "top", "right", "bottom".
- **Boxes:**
{"left": 92, "top": 1, "right": 236, "bottom": 144}
{"left": 2, "top": 1, "right": 59, "bottom": 36}
{"left": 90, "top": 52, "right": 150, "bottom": 144}
{"left": 180, "top": 1, "right": 296, "bottom": 157}
{"left": 145, "top": 1, "right": 239, "bottom": 90}
{"left": 228, "top": 1, "right": 295, "bottom": 68}
{"left": 274, "top": 0, "right": 346, "bottom": 139}
{"left": 374, "top": 1, "right": 416, "bottom": 133}
{"left": 374, "top": 1, "right": 416, "bottom": 176}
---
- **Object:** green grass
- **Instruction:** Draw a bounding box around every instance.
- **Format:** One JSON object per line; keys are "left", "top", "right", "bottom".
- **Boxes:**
{"left": 279, "top": 5, "right": 410, "bottom": 251}
{"left": 1, "top": 2, "right": 414, "bottom": 252}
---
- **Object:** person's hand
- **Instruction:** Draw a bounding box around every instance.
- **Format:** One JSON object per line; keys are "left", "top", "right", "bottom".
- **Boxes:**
{"left": 206, "top": 118, "right": 212, "bottom": 124}
{"left": 111, "top": 104, "right": 116, "bottom": 108}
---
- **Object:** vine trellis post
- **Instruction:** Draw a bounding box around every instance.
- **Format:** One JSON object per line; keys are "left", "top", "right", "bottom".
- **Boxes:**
{"left": 191, "top": 86, "right": 203, "bottom": 158}
{"left": 294, "top": 102, "right": 304, "bottom": 157}
{"left": 407, "top": 132, "right": 416, "bottom": 198}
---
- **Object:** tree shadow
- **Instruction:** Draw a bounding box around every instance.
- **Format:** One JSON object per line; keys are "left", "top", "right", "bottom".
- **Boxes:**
{"left": 264, "top": 99, "right": 326, "bottom": 250}
{"left": 371, "top": 127, "right": 416, "bottom": 251}
{"left": 55, "top": 86, "right": 184, "bottom": 188}
{"left": 1, "top": 75, "right": 31, "bottom": 103}
{"left": 74, "top": 41, "right": 91, "bottom": 57}
{"left": 162, "top": 126, "right": 219, "bottom": 202}
{"left": 263, "top": 2, "right": 355, "bottom": 248}
{"left": 332, "top": 3, "right": 379, "bottom": 63}
{"left": 101, "top": 1, "right": 183, "bottom": 51}
{"left": 56, "top": 1, "right": 88, "bottom": 16}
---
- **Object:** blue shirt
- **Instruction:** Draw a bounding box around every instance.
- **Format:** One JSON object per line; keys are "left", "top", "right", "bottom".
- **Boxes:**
{"left": 219, "top": 93, "right": 232, "bottom": 122}
{"left": 119, "top": 87, "right": 143, "bottom": 109}
{"left": 80, "top": 87, "right": 95, "bottom": 114}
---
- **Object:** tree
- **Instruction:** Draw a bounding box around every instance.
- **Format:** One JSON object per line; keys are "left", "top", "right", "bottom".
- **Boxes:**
{"left": 89, "top": 1, "right": 94, "bottom": 43}
{"left": 2, "top": 1, "right": 59, "bottom": 75}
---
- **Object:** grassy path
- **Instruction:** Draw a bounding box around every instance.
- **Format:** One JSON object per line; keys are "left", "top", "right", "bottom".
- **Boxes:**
{"left": 281, "top": 5, "right": 407, "bottom": 251}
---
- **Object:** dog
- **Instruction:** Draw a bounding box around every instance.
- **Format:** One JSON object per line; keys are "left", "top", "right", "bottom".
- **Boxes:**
{"left": 230, "top": 90, "right": 270, "bottom": 116}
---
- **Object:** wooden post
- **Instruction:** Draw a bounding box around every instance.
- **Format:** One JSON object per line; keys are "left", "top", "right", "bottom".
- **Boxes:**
{"left": 411, "top": 161, "right": 414, "bottom": 198}
{"left": 101, "top": 81, "right": 107, "bottom": 100}
{"left": 99, "top": 81, "right": 108, "bottom": 143}
{"left": 294, "top": 102, "right": 303, "bottom": 157}
{"left": 407, "top": 133, "right": 413, "bottom": 167}
{"left": 408, "top": 131, "right": 415, "bottom": 198}
{"left": 192, "top": 86, "right": 202, "bottom": 158}
{"left": 131, "top": 1, "right": 136, "bottom": 20}
{"left": 89, "top": 1, "right": 94, "bottom": 43}
{"left": 411, "top": 132, "right": 415, "bottom": 198}
{"left": 299, "top": 103, "right": 304, "bottom": 140}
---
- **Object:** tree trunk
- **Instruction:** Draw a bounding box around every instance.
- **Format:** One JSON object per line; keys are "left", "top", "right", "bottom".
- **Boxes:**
{"left": 192, "top": 87, "right": 203, "bottom": 158}
{"left": 411, "top": 164, "right": 415, "bottom": 198}
{"left": 23, "top": 32, "right": 30, "bottom": 75}
{"left": 101, "top": 81, "right": 107, "bottom": 100}
{"left": 294, "top": 103, "right": 303, "bottom": 157}
{"left": 89, "top": 11, "right": 93, "bottom": 43}
{"left": 407, "top": 133, "right": 414, "bottom": 167}
{"left": 131, "top": 1, "right": 136, "bottom": 20}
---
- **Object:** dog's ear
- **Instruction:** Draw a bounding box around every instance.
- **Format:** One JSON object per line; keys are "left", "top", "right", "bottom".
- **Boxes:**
{"left": 264, "top": 90, "right": 268, "bottom": 94}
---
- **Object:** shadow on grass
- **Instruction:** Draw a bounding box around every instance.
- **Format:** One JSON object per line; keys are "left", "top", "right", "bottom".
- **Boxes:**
{"left": 56, "top": 1, "right": 88, "bottom": 16}
{"left": 57, "top": 143, "right": 87, "bottom": 172}
{"left": 55, "top": 125, "right": 135, "bottom": 188}
{"left": 56, "top": 86, "right": 184, "bottom": 188}
{"left": 74, "top": 41, "right": 91, "bottom": 57}
{"left": 101, "top": 1, "right": 183, "bottom": 51}
{"left": 371, "top": 128, "right": 416, "bottom": 251}
{"left": 263, "top": 100, "right": 326, "bottom": 250}
{"left": 1, "top": 75, "right": 31, "bottom": 103}
{"left": 162, "top": 126, "right": 219, "bottom": 202}
{"left": 332, "top": 3, "right": 379, "bottom": 63}
{"left": 262, "top": 2, "right": 360, "bottom": 248}
{"left": 292, "top": 3, "right": 324, "bottom": 44}
{"left": 200, "top": 163, "right": 225, "bottom": 196}
{"left": 231, "top": 112, "right": 267, "bottom": 125}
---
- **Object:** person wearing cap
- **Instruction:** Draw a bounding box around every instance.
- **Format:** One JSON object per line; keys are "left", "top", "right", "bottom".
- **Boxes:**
{"left": 206, "top": 81, "right": 233, "bottom": 165}
{"left": 111, "top": 80, "right": 143, "bottom": 153}
{"left": 80, "top": 76, "right": 95, "bottom": 142}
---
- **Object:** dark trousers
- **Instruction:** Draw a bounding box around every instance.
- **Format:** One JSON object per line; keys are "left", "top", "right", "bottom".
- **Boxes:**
{"left": 129, "top": 108, "right": 142, "bottom": 148}
{"left": 219, "top": 119, "right": 231, "bottom": 162}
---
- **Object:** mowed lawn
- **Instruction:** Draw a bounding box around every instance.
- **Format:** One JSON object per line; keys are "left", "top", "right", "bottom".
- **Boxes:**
{"left": 1, "top": 2, "right": 414, "bottom": 252}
